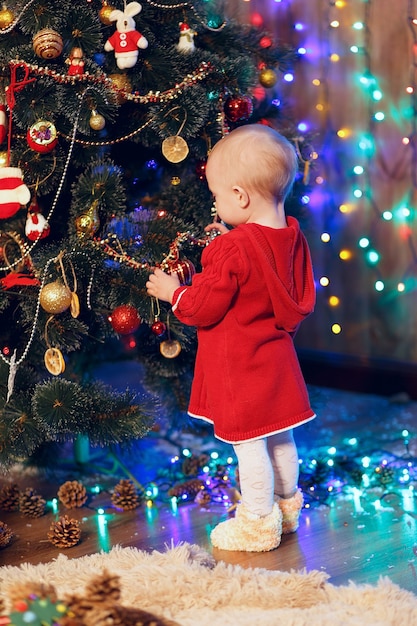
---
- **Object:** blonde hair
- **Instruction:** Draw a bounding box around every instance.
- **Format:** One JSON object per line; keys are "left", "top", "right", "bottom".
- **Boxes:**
{"left": 208, "top": 124, "right": 298, "bottom": 202}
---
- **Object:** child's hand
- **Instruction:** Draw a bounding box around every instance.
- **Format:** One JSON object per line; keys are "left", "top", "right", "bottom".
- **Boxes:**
{"left": 146, "top": 268, "right": 181, "bottom": 304}
{"left": 205, "top": 222, "right": 229, "bottom": 235}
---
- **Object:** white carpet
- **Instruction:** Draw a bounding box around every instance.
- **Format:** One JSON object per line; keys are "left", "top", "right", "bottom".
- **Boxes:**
{"left": 1, "top": 543, "right": 416, "bottom": 625}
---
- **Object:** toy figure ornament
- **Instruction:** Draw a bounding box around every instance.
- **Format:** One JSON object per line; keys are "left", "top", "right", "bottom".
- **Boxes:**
{"left": 104, "top": 1, "right": 148, "bottom": 70}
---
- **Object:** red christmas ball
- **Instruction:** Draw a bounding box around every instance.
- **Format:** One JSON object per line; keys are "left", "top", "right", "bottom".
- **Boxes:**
{"left": 224, "top": 95, "right": 254, "bottom": 123}
{"left": 167, "top": 258, "right": 195, "bottom": 285}
{"left": 109, "top": 305, "right": 141, "bottom": 335}
{"left": 259, "top": 36, "right": 272, "bottom": 49}
{"left": 151, "top": 320, "right": 167, "bottom": 336}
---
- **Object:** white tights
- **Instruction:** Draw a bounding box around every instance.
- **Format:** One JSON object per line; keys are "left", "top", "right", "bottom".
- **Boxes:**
{"left": 232, "top": 430, "right": 299, "bottom": 517}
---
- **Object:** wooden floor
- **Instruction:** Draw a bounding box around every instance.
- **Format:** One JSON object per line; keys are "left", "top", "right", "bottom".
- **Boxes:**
{"left": 1, "top": 384, "right": 417, "bottom": 596}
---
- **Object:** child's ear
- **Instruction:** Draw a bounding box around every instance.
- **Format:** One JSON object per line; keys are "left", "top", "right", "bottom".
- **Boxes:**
{"left": 233, "top": 185, "right": 249, "bottom": 208}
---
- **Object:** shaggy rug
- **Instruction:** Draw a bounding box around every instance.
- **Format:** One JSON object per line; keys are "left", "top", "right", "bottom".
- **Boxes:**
{"left": 1, "top": 543, "right": 416, "bottom": 626}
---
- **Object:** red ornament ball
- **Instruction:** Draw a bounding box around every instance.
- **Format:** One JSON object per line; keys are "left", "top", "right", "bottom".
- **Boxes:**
{"left": 250, "top": 12, "right": 263, "bottom": 28}
{"left": 109, "top": 305, "right": 141, "bottom": 335}
{"left": 27, "top": 121, "right": 58, "bottom": 153}
{"left": 259, "top": 36, "right": 272, "bottom": 49}
{"left": 224, "top": 95, "right": 254, "bottom": 123}
{"left": 167, "top": 258, "right": 195, "bottom": 285}
{"left": 151, "top": 320, "right": 167, "bottom": 336}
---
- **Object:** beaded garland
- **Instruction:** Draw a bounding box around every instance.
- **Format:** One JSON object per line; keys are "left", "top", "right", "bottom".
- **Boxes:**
{"left": 8, "top": 59, "right": 213, "bottom": 106}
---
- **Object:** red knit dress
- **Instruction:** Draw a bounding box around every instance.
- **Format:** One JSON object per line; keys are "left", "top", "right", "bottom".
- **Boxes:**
{"left": 172, "top": 217, "right": 316, "bottom": 443}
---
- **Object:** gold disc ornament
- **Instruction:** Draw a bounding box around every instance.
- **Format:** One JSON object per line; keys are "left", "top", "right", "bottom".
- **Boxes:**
{"left": 40, "top": 280, "right": 72, "bottom": 314}
{"left": 162, "top": 136, "right": 189, "bottom": 163}
{"left": 160, "top": 339, "right": 182, "bottom": 359}
{"left": 44, "top": 347, "right": 66, "bottom": 375}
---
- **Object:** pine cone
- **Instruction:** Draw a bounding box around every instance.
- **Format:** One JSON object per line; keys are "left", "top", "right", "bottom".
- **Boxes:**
{"left": 0, "top": 520, "right": 14, "bottom": 548}
{"left": 7, "top": 581, "right": 58, "bottom": 606}
{"left": 111, "top": 479, "right": 141, "bottom": 511}
{"left": 168, "top": 478, "right": 205, "bottom": 499}
{"left": 0, "top": 483, "right": 20, "bottom": 511}
{"left": 57, "top": 480, "right": 88, "bottom": 509}
{"left": 48, "top": 515, "right": 81, "bottom": 548}
{"left": 194, "top": 488, "right": 211, "bottom": 506}
{"left": 83, "top": 570, "right": 122, "bottom": 603}
{"left": 19, "top": 488, "right": 46, "bottom": 518}
{"left": 182, "top": 453, "right": 211, "bottom": 476}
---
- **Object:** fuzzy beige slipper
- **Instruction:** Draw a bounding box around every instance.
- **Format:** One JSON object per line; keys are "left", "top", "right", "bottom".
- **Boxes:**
{"left": 278, "top": 489, "right": 304, "bottom": 534}
{"left": 210, "top": 502, "right": 282, "bottom": 552}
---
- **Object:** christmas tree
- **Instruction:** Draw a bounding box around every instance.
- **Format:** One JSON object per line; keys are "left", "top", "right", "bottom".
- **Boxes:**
{"left": 0, "top": 0, "right": 312, "bottom": 469}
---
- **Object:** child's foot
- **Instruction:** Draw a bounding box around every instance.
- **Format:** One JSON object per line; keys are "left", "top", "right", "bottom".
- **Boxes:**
{"left": 210, "top": 502, "right": 282, "bottom": 552}
{"left": 278, "top": 489, "right": 304, "bottom": 534}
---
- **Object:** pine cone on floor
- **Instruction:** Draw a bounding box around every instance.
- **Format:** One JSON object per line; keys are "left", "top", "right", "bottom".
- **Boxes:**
{"left": 0, "top": 483, "right": 20, "bottom": 511}
{"left": 6, "top": 581, "right": 58, "bottom": 606}
{"left": 111, "top": 479, "right": 141, "bottom": 511}
{"left": 182, "top": 453, "right": 210, "bottom": 476}
{"left": 168, "top": 478, "right": 205, "bottom": 499}
{"left": 194, "top": 488, "right": 212, "bottom": 506}
{"left": 47, "top": 515, "right": 81, "bottom": 548}
{"left": 0, "top": 520, "right": 14, "bottom": 548}
{"left": 57, "top": 480, "right": 88, "bottom": 509}
{"left": 19, "top": 488, "right": 46, "bottom": 518}
{"left": 85, "top": 570, "right": 121, "bottom": 603}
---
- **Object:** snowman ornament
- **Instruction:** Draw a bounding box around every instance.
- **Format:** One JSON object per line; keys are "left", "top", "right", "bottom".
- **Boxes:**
{"left": 176, "top": 22, "right": 196, "bottom": 53}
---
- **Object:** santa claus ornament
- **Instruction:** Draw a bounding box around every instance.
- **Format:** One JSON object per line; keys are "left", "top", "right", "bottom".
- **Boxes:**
{"left": 176, "top": 22, "right": 196, "bottom": 53}
{"left": 104, "top": 1, "right": 148, "bottom": 70}
{"left": 0, "top": 167, "right": 31, "bottom": 219}
{"left": 25, "top": 199, "right": 50, "bottom": 241}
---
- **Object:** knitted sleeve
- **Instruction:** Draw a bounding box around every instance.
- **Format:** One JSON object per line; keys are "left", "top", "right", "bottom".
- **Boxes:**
{"left": 172, "top": 235, "right": 244, "bottom": 327}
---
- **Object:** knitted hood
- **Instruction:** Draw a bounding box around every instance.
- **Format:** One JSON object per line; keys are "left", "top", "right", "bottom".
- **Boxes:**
{"left": 244, "top": 217, "right": 315, "bottom": 333}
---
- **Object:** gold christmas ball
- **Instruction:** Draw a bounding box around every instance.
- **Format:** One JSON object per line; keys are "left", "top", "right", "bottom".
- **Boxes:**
{"left": 33, "top": 28, "right": 63, "bottom": 59}
{"left": 0, "top": 6, "right": 15, "bottom": 30}
{"left": 108, "top": 74, "right": 132, "bottom": 104}
{"left": 99, "top": 2, "right": 115, "bottom": 25}
{"left": 259, "top": 68, "right": 278, "bottom": 88}
{"left": 89, "top": 111, "right": 106, "bottom": 131}
{"left": 75, "top": 200, "right": 100, "bottom": 238}
{"left": 0, "top": 151, "right": 8, "bottom": 168}
{"left": 40, "top": 280, "right": 72, "bottom": 314}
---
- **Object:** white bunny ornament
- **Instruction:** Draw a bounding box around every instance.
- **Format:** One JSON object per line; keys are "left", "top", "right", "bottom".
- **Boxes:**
{"left": 104, "top": 1, "right": 148, "bottom": 70}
